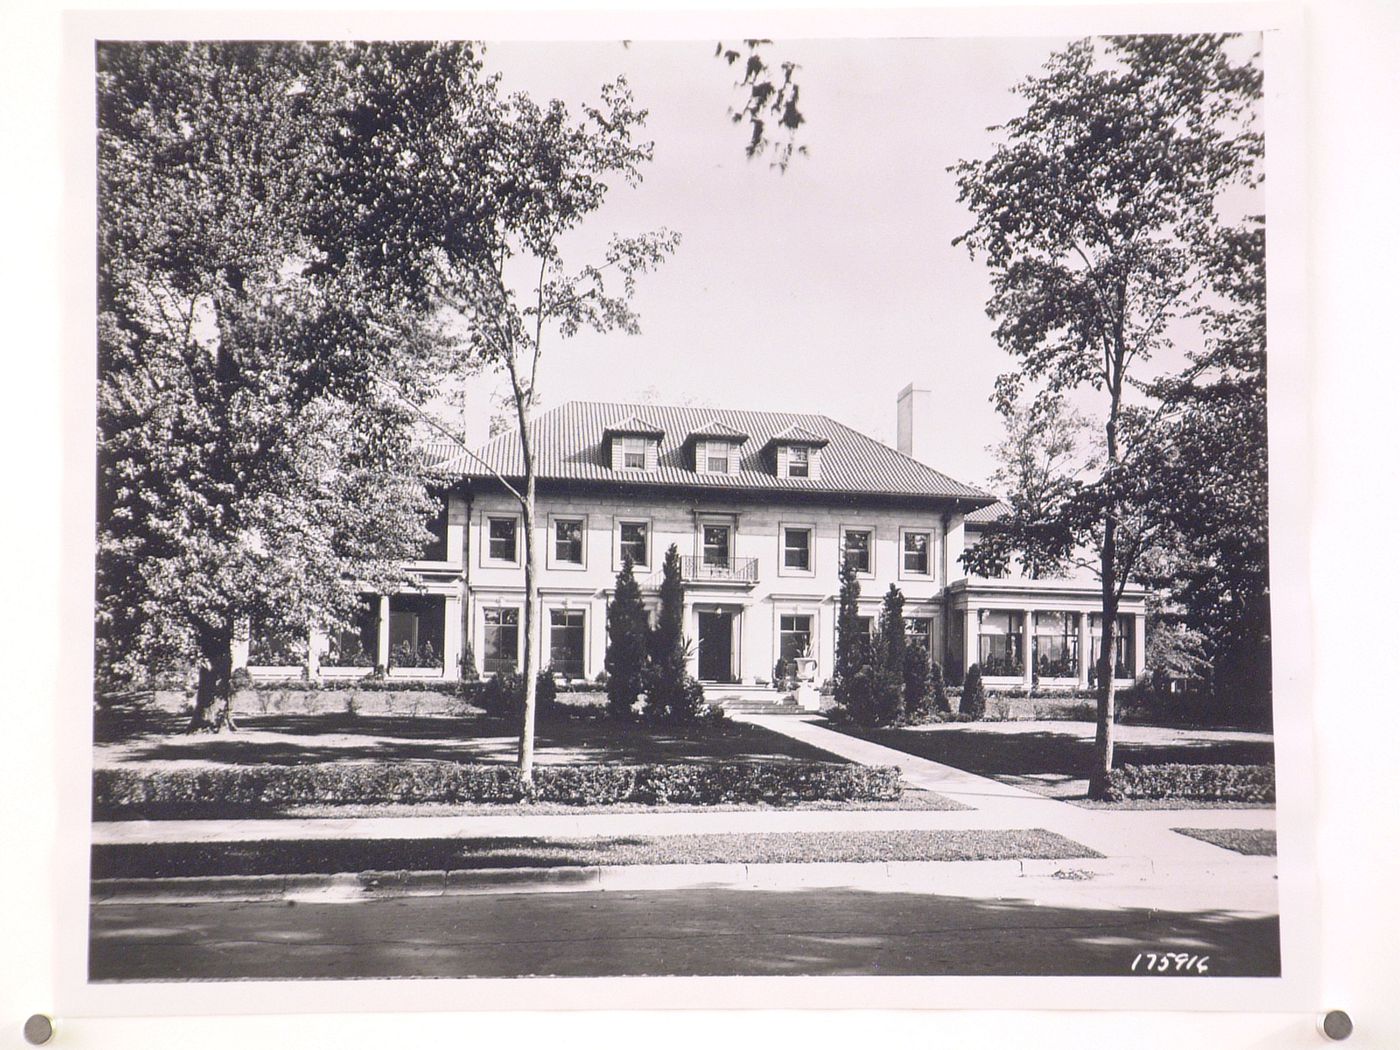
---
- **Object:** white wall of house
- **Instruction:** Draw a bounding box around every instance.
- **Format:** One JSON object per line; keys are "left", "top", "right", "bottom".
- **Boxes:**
{"left": 465, "top": 489, "right": 952, "bottom": 686}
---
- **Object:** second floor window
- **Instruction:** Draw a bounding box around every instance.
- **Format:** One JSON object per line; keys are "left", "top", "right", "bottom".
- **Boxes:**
{"left": 703, "top": 524, "right": 731, "bottom": 567}
{"left": 621, "top": 436, "right": 646, "bottom": 469}
{"left": 783, "top": 527, "right": 811, "bottom": 571}
{"left": 787, "top": 445, "right": 809, "bottom": 477}
{"left": 487, "top": 517, "right": 517, "bottom": 562}
{"left": 554, "top": 519, "right": 584, "bottom": 565}
{"left": 619, "top": 521, "right": 649, "bottom": 567}
{"left": 843, "top": 528, "right": 872, "bottom": 574}
{"left": 903, "top": 531, "right": 931, "bottom": 575}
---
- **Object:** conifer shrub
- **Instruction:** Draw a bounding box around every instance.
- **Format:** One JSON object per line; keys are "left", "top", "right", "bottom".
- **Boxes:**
{"left": 961, "top": 664, "right": 987, "bottom": 720}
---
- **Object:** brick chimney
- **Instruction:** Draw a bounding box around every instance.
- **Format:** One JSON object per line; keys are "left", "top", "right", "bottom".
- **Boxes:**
{"left": 896, "top": 383, "right": 933, "bottom": 464}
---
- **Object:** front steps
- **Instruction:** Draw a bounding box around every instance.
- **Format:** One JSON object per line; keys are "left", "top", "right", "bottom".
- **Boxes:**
{"left": 703, "top": 684, "right": 806, "bottom": 715}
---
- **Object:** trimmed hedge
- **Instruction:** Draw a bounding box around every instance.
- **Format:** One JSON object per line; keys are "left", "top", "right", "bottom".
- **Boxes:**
{"left": 1108, "top": 763, "right": 1275, "bottom": 803}
{"left": 93, "top": 760, "right": 903, "bottom": 815}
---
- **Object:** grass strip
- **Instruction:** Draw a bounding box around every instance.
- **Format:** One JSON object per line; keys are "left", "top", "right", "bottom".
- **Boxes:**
{"left": 1171, "top": 827, "right": 1276, "bottom": 856}
{"left": 91, "top": 828, "right": 1098, "bottom": 879}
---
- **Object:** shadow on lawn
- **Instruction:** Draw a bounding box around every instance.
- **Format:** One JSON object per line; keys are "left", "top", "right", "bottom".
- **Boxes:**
{"left": 840, "top": 725, "right": 1275, "bottom": 781}
{"left": 88, "top": 886, "right": 1282, "bottom": 980}
{"left": 102, "top": 712, "right": 840, "bottom": 768}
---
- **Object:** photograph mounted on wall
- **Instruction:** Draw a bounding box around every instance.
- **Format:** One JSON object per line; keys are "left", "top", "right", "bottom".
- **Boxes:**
{"left": 87, "top": 23, "right": 1287, "bottom": 997}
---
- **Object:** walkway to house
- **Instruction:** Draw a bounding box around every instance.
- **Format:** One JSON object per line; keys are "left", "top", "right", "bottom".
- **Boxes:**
{"left": 732, "top": 714, "right": 1275, "bottom": 866}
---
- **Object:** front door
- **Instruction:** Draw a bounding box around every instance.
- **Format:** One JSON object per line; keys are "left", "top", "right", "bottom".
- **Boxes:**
{"left": 697, "top": 611, "right": 735, "bottom": 683}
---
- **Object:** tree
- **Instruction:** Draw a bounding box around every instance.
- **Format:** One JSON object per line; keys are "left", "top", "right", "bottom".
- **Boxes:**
{"left": 1142, "top": 219, "right": 1270, "bottom": 721}
{"left": 874, "top": 584, "right": 909, "bottom": 724}
{"left": 926, "top": 659, "right": 952, "bottom": 715}
{"left": 961, "top": 665, "right": 987, "bottom": 720}
{"left": 953, "top": 34, "right": 1262, "bottom": 797}
{"left": 833, "top": 559, "right": 867, "bottom": 708}
{"left": 394, "top": 69, "right": 679, "bottom": 782}
{"left": 96, "top": 43, "right": 444, "bottom": 730}
{"left": 715, "top": 40, "right": 807, "bottom": 171}
{"left": 962, "top": 397, "right": 1093, "bottom": 580}
{"left": 605, "top": 554, "right": 650, "bottom": 718}
{"left": 903, "top": 644, "right": 931, "bottom": 720}
{"left": 645, "top": 544, "right": 705, "bottom": 723}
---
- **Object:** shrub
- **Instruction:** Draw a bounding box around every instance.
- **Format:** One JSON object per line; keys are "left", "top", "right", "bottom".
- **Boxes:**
{"left": 902, "top": 644, "right": 929, "bottom": 718}
{"left": 481, "top": 671, "right": 524, "bottom": 719}
{"left": 606, "top": 555, "right": 649, "bottom": 718}
{"left": 92, "top": 760, "right": 903, "bottom": 816}
{"left": 926, "top": 660, "right": 951, "bottom": 714}
{"left": 960, "top": 664, "right": 987, "bottom": 720}
{"left": 460, "top": 640, "right": 480, "bottom": 683}
{"left": 1108, "top": 763, "right": 1275, "bottom": 803}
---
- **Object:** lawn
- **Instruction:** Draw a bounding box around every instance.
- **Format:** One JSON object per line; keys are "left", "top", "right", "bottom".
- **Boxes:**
{"left": 826, "top": 718, "right": 1275, "bottom": 806}
{"left": 91, "top": 828, "right": 1097, "bottom": 879}
{"left": 94, "top": 708, "right": 842, "bottom": 771}
{"left": 1172, "top": 828, "right": 1277, "bottom": 856}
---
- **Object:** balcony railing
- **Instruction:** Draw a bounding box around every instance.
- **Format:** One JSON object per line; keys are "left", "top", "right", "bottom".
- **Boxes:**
{"left": 681, "top": 555, "right": 758, "bottom": 584}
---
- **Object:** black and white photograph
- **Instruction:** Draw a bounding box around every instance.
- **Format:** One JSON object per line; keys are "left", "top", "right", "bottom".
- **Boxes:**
{"left": 79, "top": 21, "right": 1296, "bottom": 992}
{"left": 24, "top": 2, "right": 1400, "bottom": 1043}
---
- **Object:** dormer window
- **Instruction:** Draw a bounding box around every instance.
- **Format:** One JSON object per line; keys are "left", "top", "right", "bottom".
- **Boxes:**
{"left": 603, "top": 414, "right": 664, "bottom": 472}
{"left": 787, "top": 445, "right": 810, "bottom": 477}
{"left": 765, "top": 424, "right": 829, "bottom": 480}
{"left": 705, "top": 441, "right": 732, "bottom": 474}
{"left": 621, "top": 436, "right": 647, "bottom": 470}
{"left": 686, "top": 420, "right": 748, "bottom": 475}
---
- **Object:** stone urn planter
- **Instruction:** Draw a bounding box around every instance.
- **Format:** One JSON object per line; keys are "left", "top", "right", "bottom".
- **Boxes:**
{"left": 794, "top": 656, "right": 818, "bottom": 682}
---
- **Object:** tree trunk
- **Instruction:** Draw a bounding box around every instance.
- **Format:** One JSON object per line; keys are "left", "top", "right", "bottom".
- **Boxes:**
{"left": 187, "top": 621, "right": 237, "bottom": 733}
{"left": 518, "top": 476, "right": 538, "bottom": 783}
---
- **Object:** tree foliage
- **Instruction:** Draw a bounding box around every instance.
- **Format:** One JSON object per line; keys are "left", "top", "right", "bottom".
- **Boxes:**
{"left": 715, "top": 40, "right": 807, "bottom": 171}
{"left": 605, "top": 555, "right": 649, "bottom": 718}
{"left": 953, "top": 34, "right": 1262, "bottom": 795}
{"left": 96, "top": 43, "right": 447, "bottom": 729}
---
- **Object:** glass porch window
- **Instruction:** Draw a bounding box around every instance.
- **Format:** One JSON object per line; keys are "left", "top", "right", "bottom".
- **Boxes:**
{"left": 903, "top": 531, "right": 930, "bottom": 575}
{"left": 619, "top": 521, "right": 648, "bottom": 567}
{"left": 978, "top": 610, "right": 1024, "bottom": 677}
{"left": 843, "top": 529, "right": 872, "bottom": 573}
{"left": 487, "top": 517, "right": 517, "bottom": 561}
{"left": 388, "top": 593, "right": 445, "bottom": 669}
{"left": 1033, "top": 611, "right": 1078, "bottom": 678}
{"left": 621, "top": 437, "right": 646, "bottom": 469}
{"left": 326, "top": 596, "right": 377, "bottom": 668}
{"left": 482, "top": 607, "right": 520, "bottom": 674}
{"left": 783, "top": 527, "right": 811, "bottom": 570}
{"left": 548, "top": 609, "right": 585, "bottom": 678}
{"left": 1089, "top": 614, "right": 1135, "bottom": 680}
{"left": 554, "top": 519, "right": 583, "bottom": 564}
{"left": 779, "top": 614, "right": 813, "bottom": 661}
{"left": 703, "top": 524, "right": 731, "bottom": 567}
{"left": 787, "top": 445, "right": 809, "bottom": 477}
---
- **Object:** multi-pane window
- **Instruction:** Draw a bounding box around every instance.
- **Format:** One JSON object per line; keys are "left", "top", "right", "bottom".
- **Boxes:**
{"left": 843, "top": 528, "right": 872, "bottom": 574}
{"left": 1089, "top": 614, "right": 1135, "bottom": 680}
{"left": 978, "top": 610, "right": 1024, "bottom": 677}
{"left": 903, "top": 531, "right": 931, "bottom": 575}
{"left": 787, "top": 445, "right": 810, "bottom": 477}
{"left": 619, "top": 521, "right": 649, "bottom": 567}
{"left": 779, "top": 614, "right": 813, "bottom": 661}
{"left": 487, "top": 517, "right": 517, "bottom": 562}
{"left": 705, "top": 441, "right": 731, "bottom": 474}
{"left": 548, "top": 609, "right": 586, "bottom": 678}
{"left": 554, "top": 519, "right": 584, "bottom": 565}
{"left": 905, "top": 616, "right": 934, "bottom": 655}
{"left": 782, "top": 527, "right": 811, "bottom": 571}
{"left": 621, "top": 437, "right": 646, "bottom": 470}
{"left": 1033, "top": 611, "right": 1078, "bottom": 678}
{"left": 482, "top": 607, "right": 519, "bottom": 674}
{"left": 703, "top": 524, "right": 731, "bottom": 567}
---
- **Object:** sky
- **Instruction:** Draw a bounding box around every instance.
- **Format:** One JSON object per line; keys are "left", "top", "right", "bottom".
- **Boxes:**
{"left": 454, "top": 35, "right": 1261, "bottom": 490}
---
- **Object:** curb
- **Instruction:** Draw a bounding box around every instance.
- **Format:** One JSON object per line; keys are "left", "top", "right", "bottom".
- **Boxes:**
{"left": 90, "top": 856, "right": 1160, "bottom": 905}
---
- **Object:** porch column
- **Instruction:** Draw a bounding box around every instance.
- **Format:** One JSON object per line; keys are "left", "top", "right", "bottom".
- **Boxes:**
{"left": 1077, "top": 611, "right": 1091, "bottom": 689}
{"left": 1021, "top": 609, "right": 1035, "bottom": 688}
{"left": 741, "top": 602, "right": 765, "bottom": 685}
{"left": 1133, "top": 613, "right": 1147, "bottom": 680}
{"left": 589, "top": 594, "right": 608, "bottom": 681}
{"left": 683, "top": 598, "right": 699, "bottom": 679}
{"left": 442, "top": 594, "right": 463, "bottom": 680}
{"left": 376, "top": 594, "right": 391, "bottom": 669}
{"left": 964, "top": 607, "right": 978, "bottom": 675}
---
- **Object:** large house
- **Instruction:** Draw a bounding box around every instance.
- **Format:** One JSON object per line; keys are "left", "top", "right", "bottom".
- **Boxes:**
{"left": 236, "top": 386, "right": 1147, "bottom": 694}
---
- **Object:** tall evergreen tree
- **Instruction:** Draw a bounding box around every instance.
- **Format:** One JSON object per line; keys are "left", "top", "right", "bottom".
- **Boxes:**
{"left": 645, "top": 544, "right": 705, "bottom": 723}
{"left": 874, "top": 583, "right": 909, "bottom": 724}
{"left": 605, "top": 554, "right": 650, "bottom": 718}
{"left": 833, "top": 559, "right": 865, "bottom": 709}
